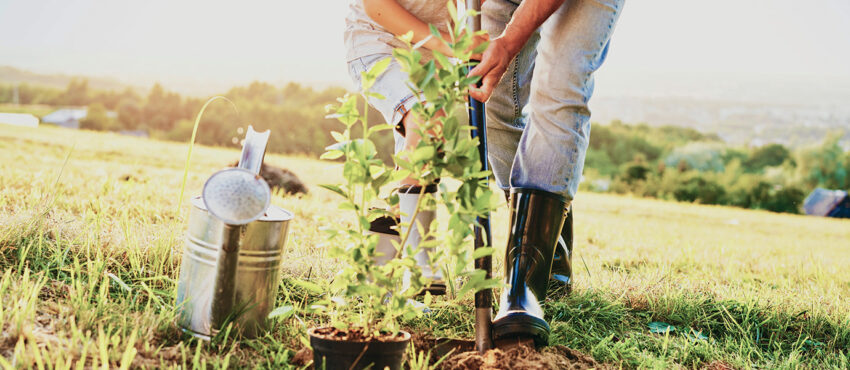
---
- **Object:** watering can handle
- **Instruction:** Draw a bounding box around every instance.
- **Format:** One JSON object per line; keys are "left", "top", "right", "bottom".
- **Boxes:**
{"left": 238, "top": 125, "right": 270, "bottom": 175}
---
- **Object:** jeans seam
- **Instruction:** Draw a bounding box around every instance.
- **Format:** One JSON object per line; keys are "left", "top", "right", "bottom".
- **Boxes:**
{"left": 585, "top": 2, "right": 620, "bottom": 98}
{"left": 511, "top": 57, "right": 520, "bottom": 121}
{"left": 568, "top": 1, "right": 620, "bottom": 190}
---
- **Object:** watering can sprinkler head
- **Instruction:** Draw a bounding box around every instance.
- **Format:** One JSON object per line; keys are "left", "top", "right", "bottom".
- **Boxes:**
{"left": 204, "top": 124, "right": 272, "bottom": 227}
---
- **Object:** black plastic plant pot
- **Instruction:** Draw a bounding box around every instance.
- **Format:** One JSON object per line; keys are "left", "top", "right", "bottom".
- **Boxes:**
{"left": 308, "top": 327, "right": 411, "bottom": 370}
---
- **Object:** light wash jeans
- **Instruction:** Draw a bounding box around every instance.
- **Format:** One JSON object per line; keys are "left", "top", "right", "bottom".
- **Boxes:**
{"left": 482, "top": 0, "right": 624, "bottom": 200}
{"left": 347, "top": 53, "right": 417, "bottom": 155}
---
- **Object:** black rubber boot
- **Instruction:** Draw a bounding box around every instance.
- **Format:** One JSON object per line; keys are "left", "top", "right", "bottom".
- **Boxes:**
{"left": 492, "top": 188, "right": 568, "bottom": 347}
{"left": 504, "top": 190, "right": 572, "bottom": 289}
{"left": 550, "top": 207, "right": 573, "bottom": 292}
{"left": 367, "top": 214, "right": 400, "bottom": 266}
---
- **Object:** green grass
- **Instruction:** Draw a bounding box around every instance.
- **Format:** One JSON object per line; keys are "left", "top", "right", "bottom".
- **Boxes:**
{"left": 1, "top": 124, "right": 848, "bottom": 369}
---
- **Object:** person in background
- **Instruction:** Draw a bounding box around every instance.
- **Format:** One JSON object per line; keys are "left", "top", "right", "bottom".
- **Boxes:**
{"left": 469, "top": 0, "right": 624, "bottom": 346}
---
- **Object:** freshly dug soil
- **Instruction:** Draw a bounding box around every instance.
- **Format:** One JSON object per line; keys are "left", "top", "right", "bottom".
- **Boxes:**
{"left": 438, "top": 344, "right": 602, "bottom": 370}
{"left": 294, "top": 331, "right": 600, "bottom": 369}
{"left": 291, "top": 347, "right": 313, "bottom": 367}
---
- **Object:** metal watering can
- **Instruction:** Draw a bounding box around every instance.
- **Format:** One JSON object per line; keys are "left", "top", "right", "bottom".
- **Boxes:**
{"left": 175, "top": 126, "right": 293, "bottom": 339}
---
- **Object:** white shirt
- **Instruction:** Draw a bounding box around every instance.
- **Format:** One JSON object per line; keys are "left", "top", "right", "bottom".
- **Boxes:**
{"left": 345, "top": 0, "right": 452, "bottom": 61}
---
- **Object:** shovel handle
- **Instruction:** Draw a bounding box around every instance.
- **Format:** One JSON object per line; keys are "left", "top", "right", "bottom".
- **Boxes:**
{"left": 467, "top": 0, "right": 493, "bottom": 354}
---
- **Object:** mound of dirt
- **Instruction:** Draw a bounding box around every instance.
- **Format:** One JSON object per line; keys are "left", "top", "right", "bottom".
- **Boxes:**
{"left": 291, "top": 347, "right": 313, "bottom": 367}
{"left": 292, "top": 341, "right": 599, "bottom": 369}
{"left": 228, "top": 161, "right": 308, "bottom": 195}
{"left": 439, "top": 344, "right": 601, "bottom": 370}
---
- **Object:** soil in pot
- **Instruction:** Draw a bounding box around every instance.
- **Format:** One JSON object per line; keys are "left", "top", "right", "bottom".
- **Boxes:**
{"left": 308, "top": 327, "right": 411, "bottom": 370}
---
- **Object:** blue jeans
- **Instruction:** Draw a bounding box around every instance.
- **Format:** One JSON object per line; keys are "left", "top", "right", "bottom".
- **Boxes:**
{"left": 482, "top": 0, "right": 624, "bottom": 200}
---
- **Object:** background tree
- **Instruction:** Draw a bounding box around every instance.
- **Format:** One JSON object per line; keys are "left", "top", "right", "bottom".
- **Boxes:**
{"left": 60, "top": 79, "right": 89, "bottom": 106}
{"left": 79, "top": 103, "right": 117, "bottom": 131}
{"left": 745, "top": 143, "right": 791, "bottom": 172}
{"left": 795, "top": 134, "right": 848, "bottom": 189}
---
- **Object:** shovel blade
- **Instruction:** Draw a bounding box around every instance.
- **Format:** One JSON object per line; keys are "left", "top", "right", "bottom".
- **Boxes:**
{"left": 431, "top": 338, "right": 476, "bottom": 359}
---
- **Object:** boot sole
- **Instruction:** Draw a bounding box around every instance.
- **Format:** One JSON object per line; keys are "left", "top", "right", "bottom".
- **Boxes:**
{"left": 492, "top": 313, "right": 550, "bottom": 347}
{"left": 417, "top": 282, "right": 447, "bottom": 296}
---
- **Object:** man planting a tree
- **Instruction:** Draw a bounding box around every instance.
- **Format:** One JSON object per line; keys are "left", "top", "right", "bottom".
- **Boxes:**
{"left": 345, "top": 0, "right": 623, "bottom": 347}
{"left": 469, "top": 0, "right": 624, "bottom": 346}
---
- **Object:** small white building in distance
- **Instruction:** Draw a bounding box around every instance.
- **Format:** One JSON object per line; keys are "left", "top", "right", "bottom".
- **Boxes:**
{"left": 0, "top": 113, "right": 39, "bottom": 128}
{"left": 42, "top": 108, "right": 88, "bottom": 129}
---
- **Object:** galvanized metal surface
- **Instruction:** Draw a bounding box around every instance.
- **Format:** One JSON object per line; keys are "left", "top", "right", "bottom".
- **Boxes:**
{"left": 175, "top": 196, "right": 292, "bottom": 339}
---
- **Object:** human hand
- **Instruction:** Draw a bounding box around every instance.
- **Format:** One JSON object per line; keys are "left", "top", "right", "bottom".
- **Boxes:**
{"left": 468, "top": 37, "right": 514, "bottom": 102}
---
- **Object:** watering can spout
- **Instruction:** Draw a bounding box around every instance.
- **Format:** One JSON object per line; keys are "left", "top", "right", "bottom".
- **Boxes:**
{"left": 238, "top": 125, "right": 270, "bottom": 175}
{"left": 204, "top": 125, "right": 272, "bottom": 333}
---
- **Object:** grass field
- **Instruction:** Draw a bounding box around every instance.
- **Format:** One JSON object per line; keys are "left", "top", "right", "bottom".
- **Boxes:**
{"left": 1, "top": 124, "right": 848, "bottom": 369}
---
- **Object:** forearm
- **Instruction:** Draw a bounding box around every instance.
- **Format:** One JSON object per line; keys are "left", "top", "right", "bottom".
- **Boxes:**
{"left": 363, "top": 0, "right": 453, "bottom": 55}
{"left": 497, "top": 0, "right": 565, "bottom": 56}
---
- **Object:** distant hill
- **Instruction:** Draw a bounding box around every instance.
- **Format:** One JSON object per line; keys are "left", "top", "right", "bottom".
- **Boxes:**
{"left": 591, "top": 96, "right": 850, "bottom": 149}
{"left": 3, "top": 65, "right": 847, "bottom": 149}
{"left": 0, "top": 66, "right": 135, "bottom": 92}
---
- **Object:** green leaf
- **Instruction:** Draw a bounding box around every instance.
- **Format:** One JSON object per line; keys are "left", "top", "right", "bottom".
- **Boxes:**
{"left": 330, "top": 131, "right": 346, "bottom": 143}
{"left": 472, "top": 247, "right": 495, "bottom": 259}
{"left": 361, "top": 57, "right": 392, "bottom": 91}
{"left": 446, "top": 1, "right": 457, "bottom": 26}
{"left": 367, "top": 123, "right": 394, "bottom": 136}
{"left": 398, "top": 30, "right": 414, "bottom": 44}
{"left": 421, "top": 61, "right": 437, "bottom": 87}
{"left": 319, "top": 150, "right": 344, "bottom": 160}
{"left": 472, "top": 40, "right": 490, "bottom": 55}
{"left": 292, "top": 279, "right": 323, "bottom": 294}
{"left": 268, "top": 305, "right": 294, "bottom": 320}
{"left": 648, "top": 321, "right": 676, "bottom": 334}
{"left": 412, "top": 34, "right": 433, "bottom": 50}
{"left": 411, "top": 146, "right": 436, "bottom": 163}
{"left": 319, "top": 184, "right": 347, "bottom": 197}
{"left": 432, "top": 50, "right": 452, "bottom": 70}
{"left": 460, "top": 75, "right": 482, "bottom": 87}
{"left": 365, "top": 92, "right": 386, "bottom": 101}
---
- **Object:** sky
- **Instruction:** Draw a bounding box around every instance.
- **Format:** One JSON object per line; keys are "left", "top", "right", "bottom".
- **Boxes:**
{"left": 1, "top": 0, "right": 849, "bottom": 100}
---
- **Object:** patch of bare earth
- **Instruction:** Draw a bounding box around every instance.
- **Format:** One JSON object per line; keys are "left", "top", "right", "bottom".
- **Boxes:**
{"left": 439, "top": 345, "right": 602, "bottom": 370}
{"left": 701, "top": 360, "right": 737, "bottom": 370}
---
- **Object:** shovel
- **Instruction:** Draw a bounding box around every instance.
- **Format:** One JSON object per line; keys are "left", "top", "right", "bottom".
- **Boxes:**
{"left": 435, "top": 1, "right": 538, "bottom": 356}
{"left": 466, "top": 0, "right": 494, "bottom": 354}
{"left": 428, "top": 0, "right": 496, "bottom": 356}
